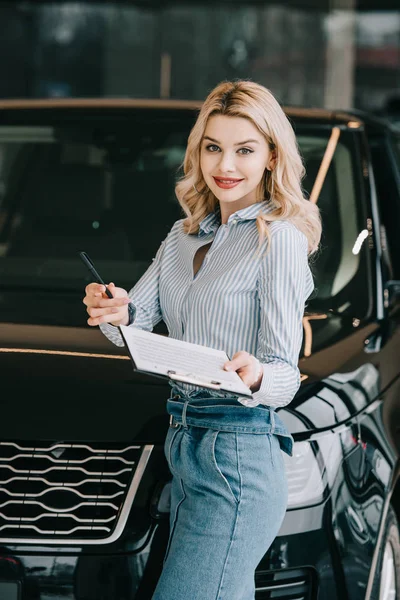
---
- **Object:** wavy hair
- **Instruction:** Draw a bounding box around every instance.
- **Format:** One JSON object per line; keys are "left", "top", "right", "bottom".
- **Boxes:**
{"left": 175, "top": 79, "right": 321, "bottom": 255}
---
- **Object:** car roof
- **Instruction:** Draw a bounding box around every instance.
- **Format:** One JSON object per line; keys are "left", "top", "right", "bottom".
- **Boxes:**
{"left": 0, "top": 97, "right": 398, "bottom": 134}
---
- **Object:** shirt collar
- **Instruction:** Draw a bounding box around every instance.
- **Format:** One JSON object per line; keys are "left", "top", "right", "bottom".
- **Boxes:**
{"left": 198, "top": 200, "right": 275, "bottom": 237}
{"left": 198, "top": 210, "right": 220, "bottom": 237}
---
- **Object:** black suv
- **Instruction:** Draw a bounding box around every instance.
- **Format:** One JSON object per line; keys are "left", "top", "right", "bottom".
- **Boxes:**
{"left": 0, "top": 98, "right": 399, "bottom": 600}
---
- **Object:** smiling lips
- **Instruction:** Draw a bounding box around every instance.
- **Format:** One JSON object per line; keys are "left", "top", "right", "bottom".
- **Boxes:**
{"left": 213, "top": 177, "right": 244, "bottom": 189}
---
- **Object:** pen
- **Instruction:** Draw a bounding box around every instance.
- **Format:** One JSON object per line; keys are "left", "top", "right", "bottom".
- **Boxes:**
{"left": 78, "top": 251, "right": 113, "bottom": 299}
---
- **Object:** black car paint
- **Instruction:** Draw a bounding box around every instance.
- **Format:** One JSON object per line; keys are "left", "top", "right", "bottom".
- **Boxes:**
{"left": 0, "top": 101, "right": 399, "bottom": 599}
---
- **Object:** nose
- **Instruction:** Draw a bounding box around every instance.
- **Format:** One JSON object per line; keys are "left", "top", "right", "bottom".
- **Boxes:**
{"left": 217, "top": 151, "right": 236, "bottom": 173}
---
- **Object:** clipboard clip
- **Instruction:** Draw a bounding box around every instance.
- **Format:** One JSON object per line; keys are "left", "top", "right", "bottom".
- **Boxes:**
{"left": 167, "top": 370, "right": 222, "bottom": 390}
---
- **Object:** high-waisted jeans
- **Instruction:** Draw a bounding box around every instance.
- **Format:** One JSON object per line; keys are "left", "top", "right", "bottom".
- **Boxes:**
{"left": 152, "top": 388, "right": 293, "bottom": 600}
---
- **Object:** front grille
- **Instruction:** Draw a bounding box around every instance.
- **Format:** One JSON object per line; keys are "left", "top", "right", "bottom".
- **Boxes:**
{"left": 0, "top": 440, "right": 152, "bottom": 544}
{"left": 255, "top": 567, "right": 316, "bottom": 599}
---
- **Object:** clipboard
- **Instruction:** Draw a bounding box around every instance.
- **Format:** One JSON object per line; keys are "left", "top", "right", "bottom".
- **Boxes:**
{"left": 119, "top": 325, "right": 253, "bottom": 397}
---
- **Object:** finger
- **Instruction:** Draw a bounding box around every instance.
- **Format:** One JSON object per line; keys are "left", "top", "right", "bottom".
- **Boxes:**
{"left": 224, "top": 351, "right": 251, "bottom": 371}
{"left": 82, "top": 294, "right": 101, "bottom": 308}
{"left": 83, "top": 295, "right": 128, "bottom": 309}
{"left": 236, "top": 368, "right": 255, "bottom": 386}
{"left": 90, "top": 285, "right": 108, "bottom": 299}
{"left": 224, "top": 351, "right": 241, "bottom": 370}
{"left": 95, "top": 297, "right": 130, "bottom": 309}
{"left": 87, "top": 305, "right": 121, "bottom": 318}
{"left": 85, "top": 283, "right": 104, "bottom": 297}
{"left": 238, "top": 359, "right": 262, "bottom": 387}
{"left": 87, "top": 315, "right": 112, "bottom": 326}
{"left": 87, "top": 309, "right": 123, "bottom": 327}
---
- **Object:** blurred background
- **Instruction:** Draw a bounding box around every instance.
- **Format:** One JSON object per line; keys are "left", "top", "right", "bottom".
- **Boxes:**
{"left": 0, "top": 0, "right": 399, "bottom": 120}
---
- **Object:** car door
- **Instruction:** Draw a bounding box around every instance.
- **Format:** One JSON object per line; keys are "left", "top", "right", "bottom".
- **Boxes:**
{"left": 289, "top": 117, "right": 400, "bottom": 598}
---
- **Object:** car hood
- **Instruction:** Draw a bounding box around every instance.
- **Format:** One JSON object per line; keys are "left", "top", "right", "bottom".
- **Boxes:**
{"left": 1, "top": 322, "right": 377, "bottom": 443}
{"left": 0, "top": 322, "right": 171, "bottom": 443}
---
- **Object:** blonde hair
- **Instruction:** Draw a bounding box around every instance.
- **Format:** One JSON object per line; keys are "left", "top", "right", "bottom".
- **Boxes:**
{"left": 175, "top": 79, "right": 321, "bottom": 255}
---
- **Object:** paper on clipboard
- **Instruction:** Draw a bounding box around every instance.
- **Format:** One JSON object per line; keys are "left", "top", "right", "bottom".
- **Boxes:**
{"left": 119, "top": 326, "right": 253, "bottom": 397}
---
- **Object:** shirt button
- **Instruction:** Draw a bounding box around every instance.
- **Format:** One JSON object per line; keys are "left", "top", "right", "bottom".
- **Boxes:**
{"left": 232, "top": 219, "right": 238, "bottom": 225}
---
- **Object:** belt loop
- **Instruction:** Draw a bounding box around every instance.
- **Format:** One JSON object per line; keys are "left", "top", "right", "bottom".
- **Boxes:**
{"left": 182, "top": 399, "right": 190, "bottom": 428}
{"left": 270, "top": 409, "right": 275, "bottom": 434}
{"left": 169, "top": 415, "right": 179, "bottom": 428}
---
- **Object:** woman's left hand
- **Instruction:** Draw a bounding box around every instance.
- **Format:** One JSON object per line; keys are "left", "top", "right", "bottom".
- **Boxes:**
{"left": 224, "top": 351, "right": 263, "bottom": 391}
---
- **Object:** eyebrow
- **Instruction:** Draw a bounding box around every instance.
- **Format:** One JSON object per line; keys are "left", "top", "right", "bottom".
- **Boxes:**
{"left": 203, "top": 136, "right": 260, "bottom": 146}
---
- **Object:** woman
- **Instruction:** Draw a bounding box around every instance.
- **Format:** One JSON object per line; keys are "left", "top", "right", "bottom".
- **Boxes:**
{"left": 82, "top": 79, "right": 321, "bottom": 600}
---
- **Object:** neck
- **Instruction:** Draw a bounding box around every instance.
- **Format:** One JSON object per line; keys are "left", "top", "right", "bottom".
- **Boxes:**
{"left": 219, "top": 199, "right": 261, "bottom": 224}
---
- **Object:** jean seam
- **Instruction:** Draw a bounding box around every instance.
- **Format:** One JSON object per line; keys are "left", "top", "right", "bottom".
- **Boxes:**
{"left": 268, "top": 434, "right": 275, "bottom": 469}
{"left": 176, "top": 418, "right": 272, "bottom": 433}
{"left": 167, "top": 426, "right": 181, "bottom": 470}
{"left": 215, "top": 497, "right": 241, "bottom": 600}
{"left": 163, "top": 477, "right": 186, "bottom": 566}
{"left": 236, "top": 433, "right": 243, "bottom": 504}
{"left": 211, "top": 432, "right": 240, "bottom": 505}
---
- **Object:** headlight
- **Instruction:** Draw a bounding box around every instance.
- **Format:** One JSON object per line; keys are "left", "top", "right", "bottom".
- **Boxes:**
{"left": 283, "top": 434, "right": 343, "bottom": 509}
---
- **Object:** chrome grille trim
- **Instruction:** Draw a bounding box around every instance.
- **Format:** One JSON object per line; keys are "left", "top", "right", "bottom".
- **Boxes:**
{"left": 0, "top": 442, "right": 140, "bottom": 453}
{"left": 0, "top": 500, "right": 119, "bottom": 511}
{"left": 0, "top": 524, "right": 111, "bottom": 535}
{"left": 0, "top": 512, "right": 116, "bottom": 523}
{"left": 0, "top": 487, "right": 125, "bottom": 499}
{"left": 0, "top": 444, "right": 153, "bottom": 545}
{"left": 0, "top": 477, "right": 126, "bottom": 487}
{"left": 257, "top": 579, "right": 307, "bottom": 591}
{"left": 255, "top": 567, "right": 315, "bottom": 599}
{"left": 1, "top": 464, "right": 132, "bottom": 476}
{"left": 1, "top": 455, "right": 136, "bottom": 465}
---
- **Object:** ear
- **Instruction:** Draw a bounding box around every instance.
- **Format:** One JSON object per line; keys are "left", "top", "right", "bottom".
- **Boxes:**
{"left": 267, "top": 149, "right": 277, "bottom": 171}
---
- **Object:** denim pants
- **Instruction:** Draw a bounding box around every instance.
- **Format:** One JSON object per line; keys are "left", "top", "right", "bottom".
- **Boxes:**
{"left": 152, "top": 388, "right": 293, "bottom": 600}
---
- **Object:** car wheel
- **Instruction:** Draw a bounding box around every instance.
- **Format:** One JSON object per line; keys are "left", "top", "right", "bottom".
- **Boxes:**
{"left": 371, "top": 505, "right": 400, "bottom": 600}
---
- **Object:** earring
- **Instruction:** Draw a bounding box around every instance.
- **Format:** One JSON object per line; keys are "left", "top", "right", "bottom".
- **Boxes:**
{"left": 264, "top": 169, "right": 274, "bottom": 201}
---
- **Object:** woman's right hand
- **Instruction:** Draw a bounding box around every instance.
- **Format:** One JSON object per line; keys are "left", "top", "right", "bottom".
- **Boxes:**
{"left": 83, "top": 282, "right": 131, "bottom": 327}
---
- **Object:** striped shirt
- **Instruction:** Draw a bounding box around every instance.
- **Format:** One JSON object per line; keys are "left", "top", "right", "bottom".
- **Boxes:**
{"left": 100, "top": 200, "right": 314, "bottom": 408}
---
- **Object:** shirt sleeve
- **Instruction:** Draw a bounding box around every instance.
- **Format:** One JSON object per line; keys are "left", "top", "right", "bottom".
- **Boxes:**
{"left": 237, "top": 224, "right": 312, "bottom": 409}
{"left": 99, "top": 233, "right": 169, "bottom": 347}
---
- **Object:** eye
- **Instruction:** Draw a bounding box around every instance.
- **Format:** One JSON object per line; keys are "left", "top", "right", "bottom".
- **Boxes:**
{"left": 238, "top": 147, "right": 254, "bottom": 155}
{"left": 205, "top": 144, "right": 220, "bottom": 152}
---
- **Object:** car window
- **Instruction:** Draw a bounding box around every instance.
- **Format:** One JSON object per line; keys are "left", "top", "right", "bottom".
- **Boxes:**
{"left": 297, "top": 128, "right": 370, "bottom": 321}
{"left": 369, "top": 134, "right": 400, "bottom": 280}
{"left": 0, "top": 122, "right": 189, "bottom": 293}
{"left": 0, "top": 118, "right": 370, "bottom": 331}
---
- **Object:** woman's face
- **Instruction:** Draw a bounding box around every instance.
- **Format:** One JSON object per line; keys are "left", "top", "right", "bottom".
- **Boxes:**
{"left": 200, "top": 115, "right": 275, "bottom": 212}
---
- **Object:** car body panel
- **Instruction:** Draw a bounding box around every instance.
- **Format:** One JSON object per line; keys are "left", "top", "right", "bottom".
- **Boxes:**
{"left": 0, "top": 99, "right": 399, "bottom": 599}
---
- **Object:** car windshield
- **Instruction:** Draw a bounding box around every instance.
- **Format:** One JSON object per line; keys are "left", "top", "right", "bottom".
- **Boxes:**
{"left": 0, "top": 116, "right": 368, "bottom": 327}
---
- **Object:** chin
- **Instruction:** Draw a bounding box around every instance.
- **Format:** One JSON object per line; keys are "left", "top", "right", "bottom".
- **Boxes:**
{"left": 213, "top": 189, "right": 249, "bottom": 202}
